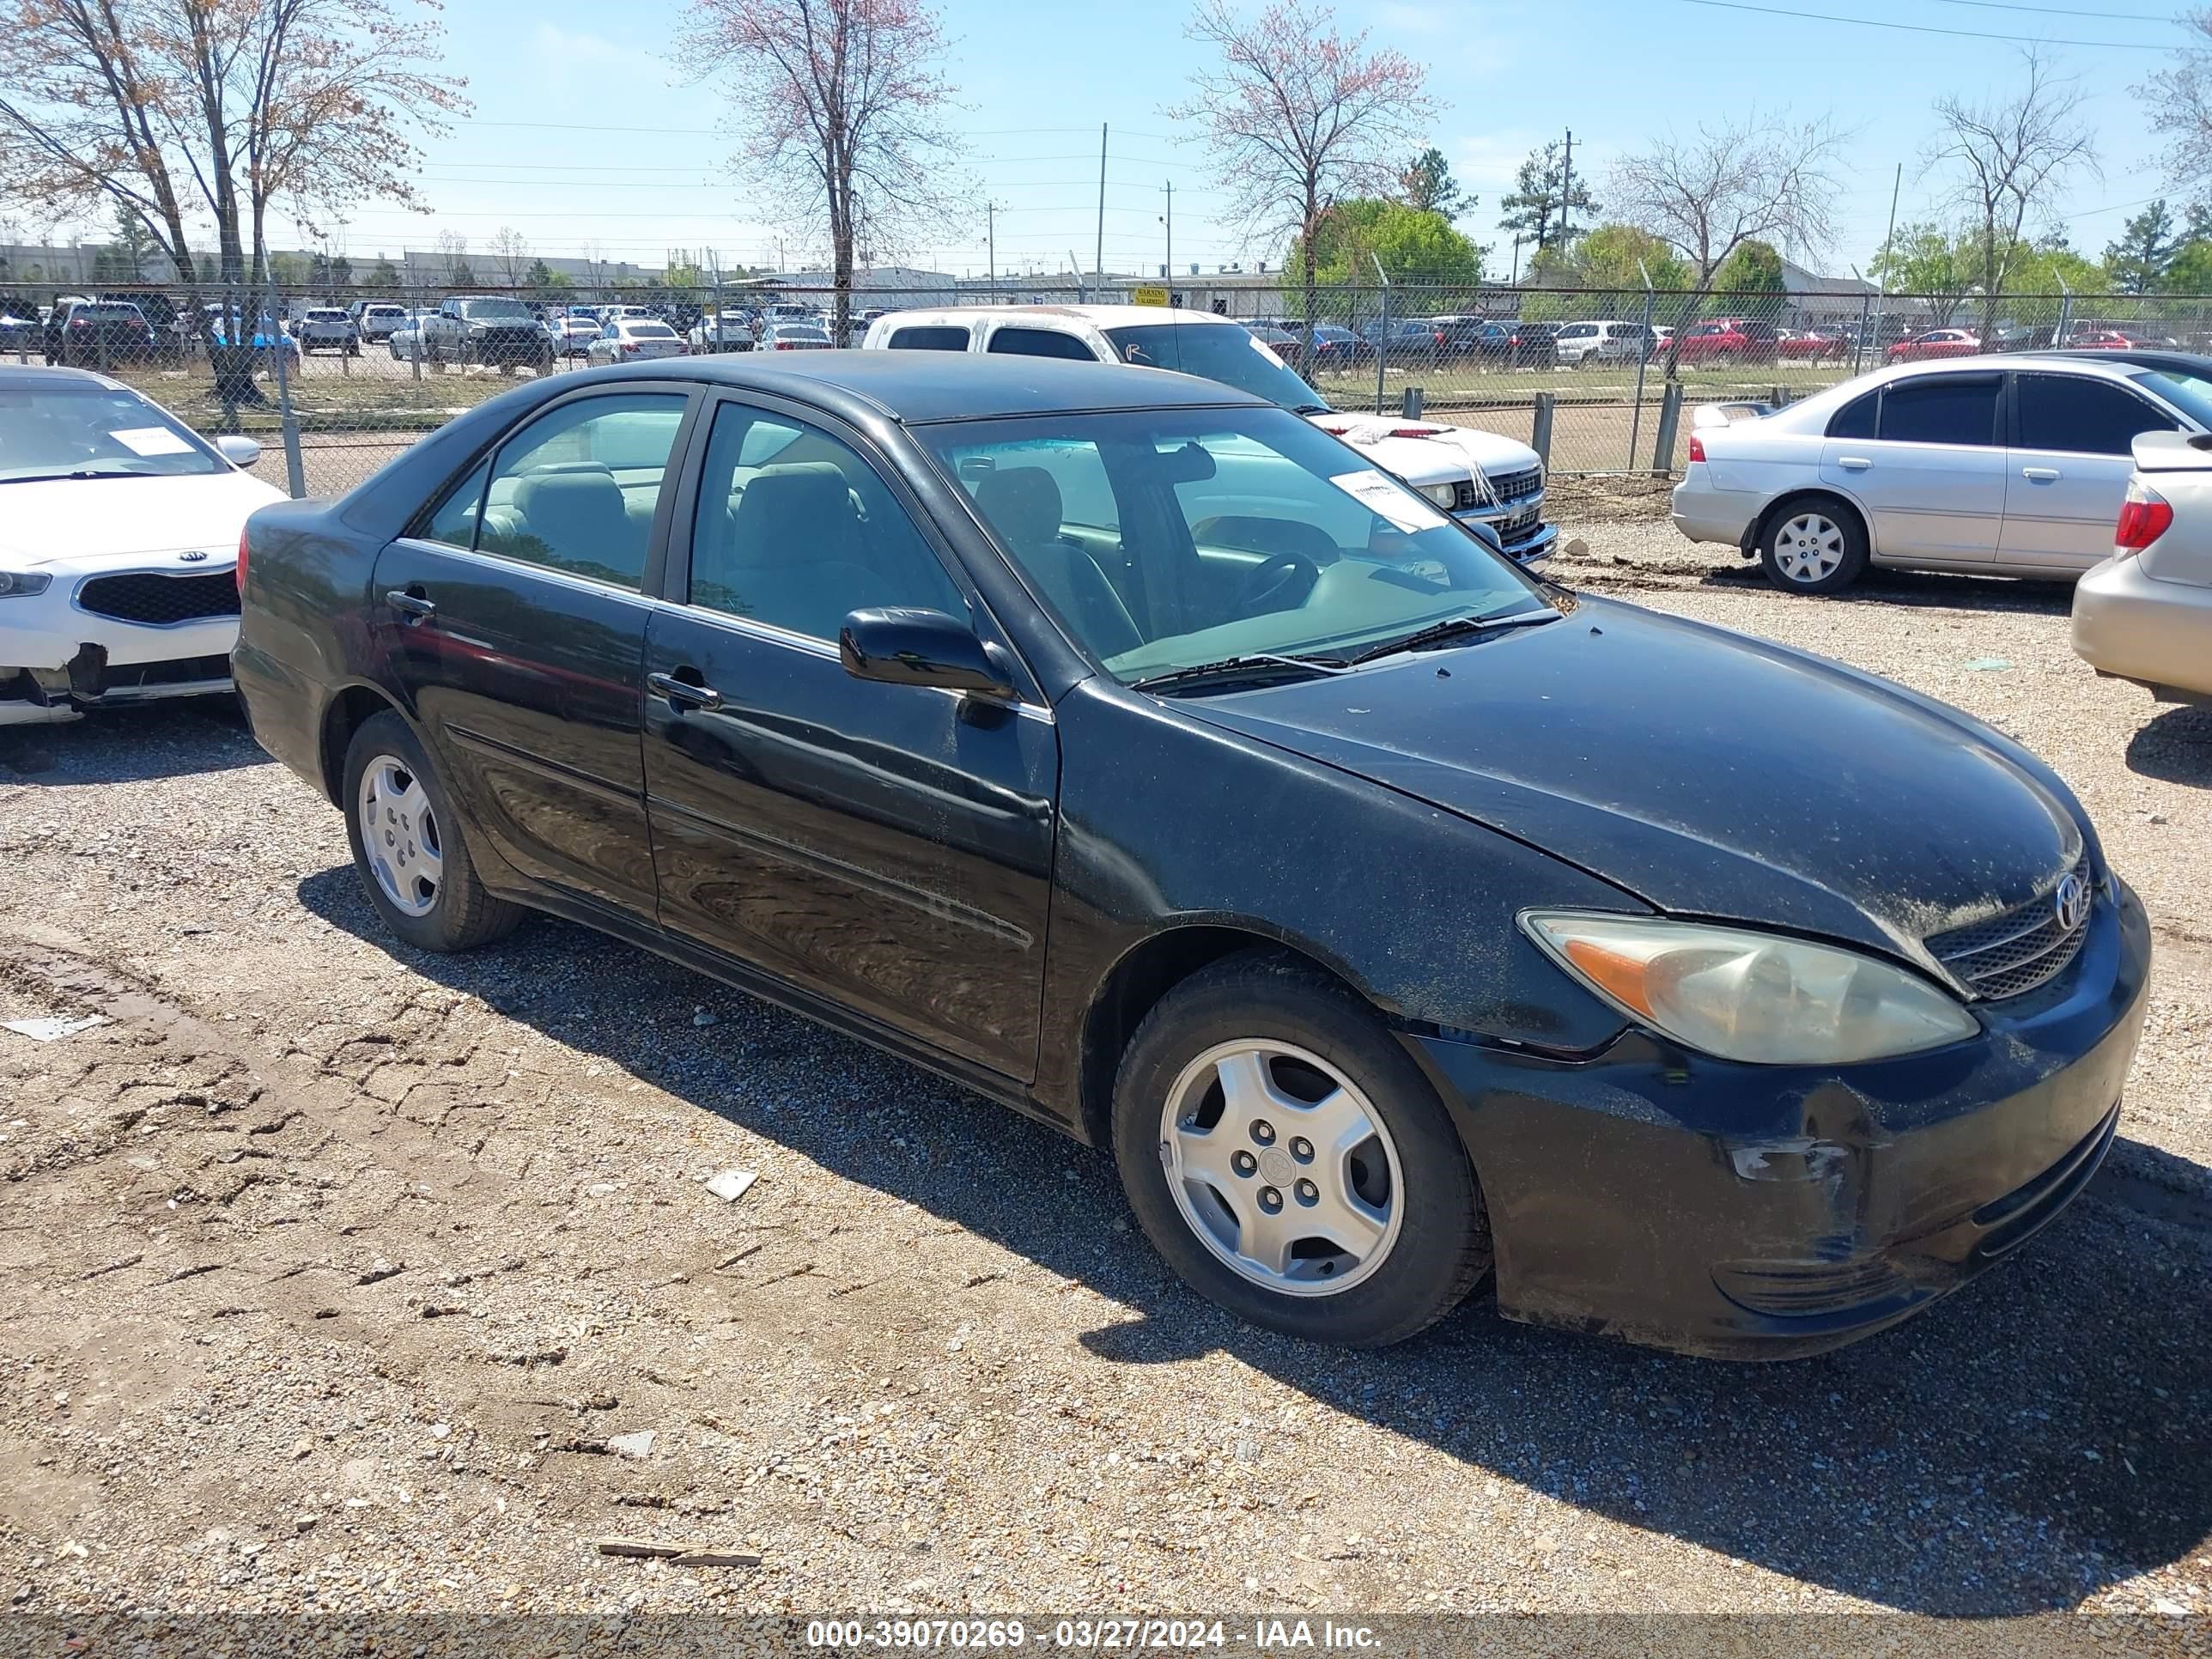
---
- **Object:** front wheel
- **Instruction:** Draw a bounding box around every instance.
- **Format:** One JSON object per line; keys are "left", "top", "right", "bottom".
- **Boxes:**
{"left": 1758, "top": 496, "right": 1869, "bottom": 594}
{"left": 1112, "top": 951, "right": 1490, "bottom": 1347}
{"left": 342, "top": 710, "right": 524, "bottom": 953}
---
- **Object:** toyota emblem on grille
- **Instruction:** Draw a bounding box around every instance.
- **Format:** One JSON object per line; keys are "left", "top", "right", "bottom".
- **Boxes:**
{"left": 2053, "top": 872, "right": 2090, "bottom": 933}
{"left": 178, "top": 550, "right": 209, "bottom": 562}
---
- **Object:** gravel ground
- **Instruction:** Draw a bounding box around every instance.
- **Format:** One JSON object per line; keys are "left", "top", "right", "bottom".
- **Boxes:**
{"left": 0, "top": 520, "right": 2207, "bottom": 1637}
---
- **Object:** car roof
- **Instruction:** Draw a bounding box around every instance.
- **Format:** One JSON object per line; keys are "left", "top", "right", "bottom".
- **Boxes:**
{"left": 0, "top": 363, "right": 125, "bottom": 391}
{"left": 2007, "top": 348, "right": 2212, "bottom": 378}
{"left": 582, "top": 349, "right": 1267, "bottom": 423}
{"left": 876, "top": 303, "right": 1240, "bottom": 330}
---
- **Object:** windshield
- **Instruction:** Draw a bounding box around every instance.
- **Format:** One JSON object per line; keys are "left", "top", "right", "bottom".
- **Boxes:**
{"left": 920, "top": 406, "right": 1547, "bottom": 685}
{"left": 1103, "top": 323, "right": 1330, "bottom": 413}
{"left": 0, "top": 383, "right": 220, "bottom": 481}
{"left": 460, "top": 299, "right": 533, "bottom": 320}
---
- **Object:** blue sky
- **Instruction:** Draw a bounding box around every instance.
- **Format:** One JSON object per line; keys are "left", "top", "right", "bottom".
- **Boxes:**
{"left": 295, "top": 0, "right": 2195, "bottom": 283}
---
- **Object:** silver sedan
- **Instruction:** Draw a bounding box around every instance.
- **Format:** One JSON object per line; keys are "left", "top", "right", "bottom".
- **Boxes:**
{"left": 585, "top": 319, "right": 688, "bottom": 366}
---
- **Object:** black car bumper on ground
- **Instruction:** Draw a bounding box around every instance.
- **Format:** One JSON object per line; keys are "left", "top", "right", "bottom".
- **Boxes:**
{"left": 1410, "top": 872, "right": 2153, "bottom": 1359}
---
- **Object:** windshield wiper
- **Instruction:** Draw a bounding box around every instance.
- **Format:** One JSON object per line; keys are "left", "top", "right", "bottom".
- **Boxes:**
{"left": 1129, "top": 652, "right": 1349, "bottom": 695}
{"left": 0, "top": 468, "right": 160, "bottom": 485}
{"left": 1346, "top": 608, "right": 1558, "bottom": 665}
{"left": 1290, "top": 403, "right": 1333, "bottom": 416}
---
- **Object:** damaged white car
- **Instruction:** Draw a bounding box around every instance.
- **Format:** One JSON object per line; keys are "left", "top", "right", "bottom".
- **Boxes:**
{"left": 0, "top": 367, "right": 283, "bottom": 726}
{"left": 861, "top": 305, "right": 1554, "bottom": 563}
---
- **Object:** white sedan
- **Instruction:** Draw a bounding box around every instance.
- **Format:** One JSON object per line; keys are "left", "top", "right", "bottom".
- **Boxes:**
{"left": 1671, "top": 353, "right": 2212, "bottom": 593}
{"left": 0, "top": 366, "right": 283, "bottom": 725}
{"left": 586, "top": 319, "right": 687, "bottom": 366}
{"left": 2072, "top": 430, "right": 2212, "bottom": 704}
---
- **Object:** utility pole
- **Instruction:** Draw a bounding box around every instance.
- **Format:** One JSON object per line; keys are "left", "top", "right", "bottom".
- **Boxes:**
{"left": 1510, "top": 235, "right": 1523, "bottom": 286}
{"left": 1096, "top": 123, "right": 1108, "bottom": 290}
{"left": 1160, "top": 182, "right": 1174, "bottom": 281}
{"left": 987, "top": 201, "right": 998, "bottom": 298}
{"left": 1559, "top": 129, "right": 1574, "bottom": 250}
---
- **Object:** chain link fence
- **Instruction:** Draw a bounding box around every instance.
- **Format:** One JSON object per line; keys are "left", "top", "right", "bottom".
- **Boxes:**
{"left": 9, "top": 274, "right": 2212, "bottom": 497}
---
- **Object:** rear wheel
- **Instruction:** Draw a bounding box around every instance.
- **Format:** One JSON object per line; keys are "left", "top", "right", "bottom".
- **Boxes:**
{"left": 342, "top": 711, "right": 523, "bottom": 953}
{"left": 1758, "top": 496, "right": 1869, "bottom": 594}
{"left": 1112, "top": 951, "right": 1490, "bottom": 1346}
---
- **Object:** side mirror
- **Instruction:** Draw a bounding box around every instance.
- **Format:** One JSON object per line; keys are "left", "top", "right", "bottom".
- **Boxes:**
{"left": 839, "top": 607, "right": 1016, "bottom": 700}
{"left": 216, "top": 434, "right": 261, "bottom": 468}
{"left": 1462, "top": 518, "right": 1504, "bottom": 557}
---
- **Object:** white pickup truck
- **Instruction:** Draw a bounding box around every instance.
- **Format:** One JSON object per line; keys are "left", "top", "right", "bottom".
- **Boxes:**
{"left": 861, "top": 305, "right": 1554, "bottom": 564}
{"left": 2072, "top": 429, "right": 2212, "bottom": 704}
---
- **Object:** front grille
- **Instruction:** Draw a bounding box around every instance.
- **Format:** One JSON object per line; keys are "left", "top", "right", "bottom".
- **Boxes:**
{"left": 1926, "top": 854, "right": 2094, "bottom": 1000}
{"left": 76, "top": 571, "right": 241, "bottom": 627}
{"left": 1486, "top": 465, "right": 1543, "bottom": 502}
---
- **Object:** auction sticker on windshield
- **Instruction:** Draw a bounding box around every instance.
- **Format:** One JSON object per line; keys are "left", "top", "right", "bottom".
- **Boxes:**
{"left": 1330, "top": 468, "right": 1448, "bottom": 533}
{"left": 110, "top": 426, "right": 193, "bottom": 457}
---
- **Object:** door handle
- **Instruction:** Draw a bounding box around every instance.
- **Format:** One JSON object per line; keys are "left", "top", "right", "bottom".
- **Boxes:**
{"left": 648, "top": 670, "right": 722, "bottom": 711}
{"left": 385, "top": 587, "right": 435, "bottom": 622}
{"left": 2021, "top": 466, "right": 2061, "bottom": 481}
{"left": 1837, "top": 456, "right": 1872, "bottom": 471}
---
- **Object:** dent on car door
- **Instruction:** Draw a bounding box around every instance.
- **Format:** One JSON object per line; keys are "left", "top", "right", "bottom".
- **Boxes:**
{"left": 372, "top": 387, "right": 696, "bottom": 916}
{"left": 1820, "top": 374, "right": 2004, "bottom": 562}
{"left": 2000, "top": 372, "right": 2179, "bottom": 572}
{"left": 641, "top": 396, "right": 1060, "bottom": 1079}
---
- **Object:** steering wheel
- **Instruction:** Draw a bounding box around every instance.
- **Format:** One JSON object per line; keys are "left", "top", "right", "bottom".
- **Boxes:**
{"left": 1232, "top": 552, "right": 1321, "bottom": 612}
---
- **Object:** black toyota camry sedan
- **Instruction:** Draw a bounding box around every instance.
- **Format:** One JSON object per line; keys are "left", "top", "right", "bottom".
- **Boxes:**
{"left": 234, "top": 353, "right": 2150, "bottom": 1358}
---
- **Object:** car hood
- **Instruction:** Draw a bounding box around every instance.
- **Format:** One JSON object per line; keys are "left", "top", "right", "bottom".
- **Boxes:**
{"left": 0, "top": 471, "right": 287, "bottom": 567}
{"left": 1180, "top": 597, "right": 2083, "bottom": 975}
{"left": 1305, "top": 414, "right": 1540, "bottom": 492}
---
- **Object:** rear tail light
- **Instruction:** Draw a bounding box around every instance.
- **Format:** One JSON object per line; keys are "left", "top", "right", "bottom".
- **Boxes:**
{"left": 775, "top": 341, "right": 795, "bottom": 350}
{"left": 1688, "top": 434, "right": 1707, "bottom": 464}
{"left": 2115, "top": 479, "right": 2172, "bottom": 554}
{"left": 235, "top": 526, "right": 248, "bottom": 594}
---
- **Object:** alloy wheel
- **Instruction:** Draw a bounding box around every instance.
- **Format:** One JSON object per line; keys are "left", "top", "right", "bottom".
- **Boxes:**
{"left": 1158, "top": 1039, "right": 1404, "bottom": 1297}
{"left": 356, "top": 755, "right": 444, "bottom": 918}
{"left": 1773, "top": 512, "right": 1847, "bottom": 584}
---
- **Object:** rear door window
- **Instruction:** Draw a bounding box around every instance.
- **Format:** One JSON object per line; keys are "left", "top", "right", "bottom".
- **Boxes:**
{"left": 887, "top": 325, "right": 972, "bottom": 350}
{"left": 986, "top": 326, "right": 1098, "bottom": 361}
{"left": 1826, "top": 391, "right": 1878, "bottom": 440}
{"left": 2014, "top": 373, "right": 2177, "bottom": 455}
{"left": 1877, "top": 375, "right": 2000, "bottom": 447}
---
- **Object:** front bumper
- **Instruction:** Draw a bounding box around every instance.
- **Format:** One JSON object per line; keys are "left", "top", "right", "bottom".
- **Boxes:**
{"left": 2072, "top": 551, "right": 2212, "bottom": 702}
{"left": 1412, "top": 872, "right": 2153, "bottom": 1360}
{"left": 2, "top": 572, "right": 240, "bottom": 724}
{"left": 1453, "top": 497, "right": 1556, "bottom": 565}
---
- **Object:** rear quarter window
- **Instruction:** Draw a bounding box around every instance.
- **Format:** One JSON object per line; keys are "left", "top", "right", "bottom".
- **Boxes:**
{"left": 1826, "top": 391, "right": 1878, "bottom": 440}
{"left": 986, "top": 326, "right": 1099, "bottom": 361}
{"left": 887, "top": 325, "right": 972, "bottom": 350}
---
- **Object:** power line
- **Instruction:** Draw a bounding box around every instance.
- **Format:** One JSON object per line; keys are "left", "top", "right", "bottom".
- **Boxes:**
{"left": 1667, "top": 0, "right": 2175, "bottom": 47}
{"left": 1932, "top": 0, "right": 2175, "bottom": 17}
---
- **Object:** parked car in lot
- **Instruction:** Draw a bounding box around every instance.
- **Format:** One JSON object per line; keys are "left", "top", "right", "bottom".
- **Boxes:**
{"left": 548, "top": 314, "right": 601, "bottom": 356}
{"left": 1553, "top": 319, "right": 1647, "bottom": 367}
{"left": 2072, "top": 430, "right": 2212, "bottom": 704}
{"left": 0, "top": 308, "right": 42, "bottom": 354}
{"left": 1363, "top": 318, "right": 1448, "bottom": 362}
{"left": 1671, "top": 353, "right": 2212, "bottom": 592}
{"left": 586, "top": 318, "right": 687, "bottom": 365}
{"left": 1463, "top": 320, "right": 1559, "bottom": 368}
{"left": 1887, "top": 328, "right": 1983, "bottom": 363}
{"left": 1671, "top": 318, "right": 1781, "bottom": 367}
{"left": 204, "top": 308, "right": 302, "bottom": 369}
{"left": 44, "top": 300, "right": 157, "bottom": 368}
{"left": 1301, "top": 324, "right": 1373, "bottom": 370}
{"left": 386, "top": 311, "right": 437, "bottom": 361}
{"left": 234, "top": 351, "right": 2151, "bottom": 1358}
{"left": 688, "top": 313, "right": 756, "bottom": 353}
{"left": 352, "top": 302, "right": 409, "bottom": 343}
{"left": 0, "top": 366, "right": 280, "bottom": 725}
{"left": 1243, "top": 322, "right": 1301, "bottom": 354}
{"left": 757, "top": 320, "right": 832, "bottom": 351}
{"left": 863, "top": 305, "right": 1555, "bottom": 562}
{"left": 295, "top": 307, "right": 360, "bottom": 356}
{"left": 421, "top": 296, "right": 556, "bottom": 374}
{"left": 1777, "top": 327, "right": 1850, "bottom": 362}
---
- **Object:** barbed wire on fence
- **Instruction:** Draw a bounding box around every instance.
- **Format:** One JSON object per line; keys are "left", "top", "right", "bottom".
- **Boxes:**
{"left": 11, "top": 274, "right": 2212, "bottom": 494}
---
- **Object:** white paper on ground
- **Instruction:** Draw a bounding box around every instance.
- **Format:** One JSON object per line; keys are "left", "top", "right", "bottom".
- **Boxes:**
{"left": 3, "top": 1014, "right": 113, "bottom": 1042}
{"left": 704, "top": 1168, "right": 757, "bottom": 1203}
{"left": 1329, "top": 468, "right": 1449, "bottom": 533}
{"left": 109, "top": 426, "right": 193, "bottom": 457}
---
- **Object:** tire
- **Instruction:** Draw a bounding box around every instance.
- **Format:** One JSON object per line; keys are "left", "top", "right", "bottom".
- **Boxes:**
{"left": 1758, "top": 495, "right": 1869, "bottom": 594}
{"left": 1111, "top": 950, "right": 1491, "bottom": 1347}
{"left": 341, "top": 709, "right": 524, "bottom": 953}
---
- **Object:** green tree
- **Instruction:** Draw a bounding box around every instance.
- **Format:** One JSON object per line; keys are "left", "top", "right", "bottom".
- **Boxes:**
{"left": 1497, "top": 140, "right": 1599, "bottom": 253}
{"left": 2105, "top": 199, "right": 2179, "bottom": 294}
{"left": 2164, "top": 233, "right": 2212, "bottom": 292}
{"left": 1283, "top": 198, "right": 1483, "bottom": 301}
{"left": 447, "top": 257, "right": 478, "bottom": 288}
{"left": 361, "top": 258, "right": 401, "bottom": 289}
{"left": 1711, "top": 238, "right": 1784, "bottom": 295}
{"left": 1399, "top": 148, "right": 1468, "bottom": 222}
{"left": 1520, "top": 223, "right": 1690, "bottom": 319}
{"left": 2007, "top": 232, "right": 2103, "bottom": 295}
{"left": 268, "top": 249, "right": 310, "bottom": 288}
{"left": 1870, "top": 222, "right": 1974, "bottom": 326}
{"left": 526, "top": 259, "right": 573, "bottom": 299}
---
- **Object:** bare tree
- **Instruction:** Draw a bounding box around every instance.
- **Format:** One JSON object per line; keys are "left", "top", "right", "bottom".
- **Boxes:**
{"left": 1170, "top": 0, "right": 1431, "bottom": 356}
{"left": 1610, "top": 112, "right": 1843, "bottom": 378}
{"left": 679, "top": 0, "right": 967, "bottom": 343}
{"left": 0, "top": 0, "right": 464, "bottom": 300}
{"left": 436, "top": 230, "right": 471, "bottom": 286}
{"left": 1934, "top": 50, "right": 2096, "bottom": 351}
{"left": 489, "top": 227, "right": 532, "bottom": 289}
{"left": 2140, "top": 11, "right": 2212, "bottom": 191}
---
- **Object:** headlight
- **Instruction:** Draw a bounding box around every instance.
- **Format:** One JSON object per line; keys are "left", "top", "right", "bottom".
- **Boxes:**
{"left": 1522, "top": 912, "right": 1978, "bottom": 1065}
{"left": 0, "top": 570, "right": 53, "bottom": 598}
{"left": 1424, "top": 483, "right": 1459, "bottom": 507}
